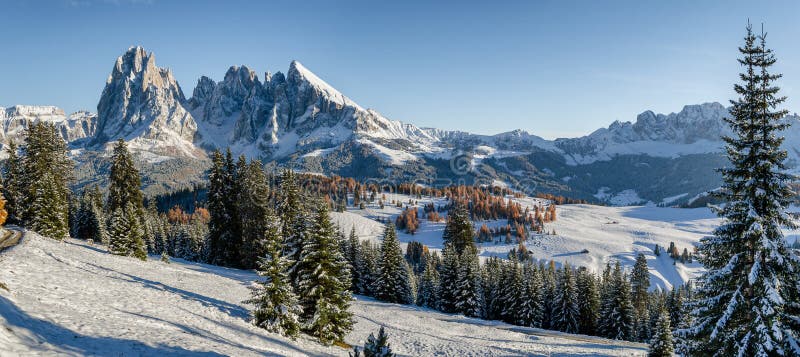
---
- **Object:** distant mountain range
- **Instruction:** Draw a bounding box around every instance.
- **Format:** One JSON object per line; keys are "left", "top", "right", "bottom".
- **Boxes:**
{"left": 5, "top": 46, "right": 800, "bottom": 204}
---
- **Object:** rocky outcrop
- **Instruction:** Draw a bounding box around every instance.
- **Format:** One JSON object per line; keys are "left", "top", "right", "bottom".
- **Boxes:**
{"left": 92, "top": 46, "right": 198, "bottom": 156}
{"left": 0, "top": 105, "right": 97, "bottom": 149}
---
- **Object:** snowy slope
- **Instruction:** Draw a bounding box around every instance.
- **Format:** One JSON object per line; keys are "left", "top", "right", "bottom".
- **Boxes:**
{"left": 330, "top": 193, "right": 719, "bottom": 290}
{"left": 0, "top": 232, "right": 646, "bottom": 356}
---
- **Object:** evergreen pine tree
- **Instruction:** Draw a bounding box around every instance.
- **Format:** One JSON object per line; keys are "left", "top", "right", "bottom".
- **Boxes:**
{"left": 361, "top": 326, "right": 395, "bottom": 357}
{"left": 540, "top": 261, "right": 557, "bottom": 330}
{"left": 682, "top": 24, "right": 800, "bottom": 356}
{"left": 375, "top": 223, "right": 413, "bottom": 304}
{"left": 631, "top": 253, "right": 651, "bottom": 341}
{"left": 20, "top": 123, "right": 72, "bottom": 239}
{"left": 245, "top": 211, "right": 302, "bottom": 338}
{"left": 576, "top": 267, "right": 600, "bottom": 335}
{"left": 297, "top": 205, "right": 354, "bottom": 345}
{"left": 454, "top": 246, "right": 482, "bottom": 317}
{"left": 238, "top": 159, "right": 271, "bottom": 269}
{"left": 106, "top": 139, "right": 146, "bottom": 260}
{"left": 346, "top": 226, "right": 362, "bottom": 294}
{"left": 416, "top": 259, "right": 440, "bottom": 309}
{"left": 437, "top": 243, "right": 460, "bottom": 313}
{"left": 553, "top": 263, "right": 580, "bottom": 333}
{"left": 2, "top": 140, "right": 22, "bottom": 222}
{"left": 358, "top": 240, "right": 380, "bottom": 297}
{"left": 279, "top": 169, "right": 307, "bottom": 287}
{"left": 499, "top": 256, "right": 523, "bottom": 324}
{"left": 442, "top": 204, "right": 475, "bottom": 254}
{"left": 481, "top": 257, "right": 503, "bottom": 320}
{"left": 518, "top": 262, "right": 543, "bottom": 327}
{"left": 606, "top": 261, "right": 635, "bottom": 340}
{"left": 648, "top": 308, "right": 674, "bottom": 357}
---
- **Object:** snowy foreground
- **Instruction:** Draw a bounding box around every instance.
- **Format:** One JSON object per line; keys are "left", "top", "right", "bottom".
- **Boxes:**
{"left": 0, "top": 232, "right": 646, "bottom": 356}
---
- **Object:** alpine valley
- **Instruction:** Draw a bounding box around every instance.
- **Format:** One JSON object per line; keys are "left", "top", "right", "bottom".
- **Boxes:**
{"left": 7, "top": 46, "right": 800, "bottom": 204}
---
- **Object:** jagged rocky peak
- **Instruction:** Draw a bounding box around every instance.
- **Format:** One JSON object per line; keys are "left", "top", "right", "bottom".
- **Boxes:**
{"left": 629, "top": 102, "right": 729, "bottom": 143}
{"left": 189, "top": 76, "right": 216, "bottom": 109}
{"left": 93, "top": 46, "right": 198, "bottom": 156}
{"left": 0, "top": 105, "right": 98, "bottom": 149}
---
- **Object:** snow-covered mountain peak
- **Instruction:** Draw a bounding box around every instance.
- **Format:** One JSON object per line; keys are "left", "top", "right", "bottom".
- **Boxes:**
{"left": 0, "top": 105, "right": 98, "bottom": 150}
{"left": 93, "top": 46, "right": 199, "bottom": 158}
{"left": 287, "top": 60, "right": 359, "bottom": 109}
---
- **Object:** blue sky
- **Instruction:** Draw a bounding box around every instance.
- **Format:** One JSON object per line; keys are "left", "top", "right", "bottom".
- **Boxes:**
{"left": 2, "top": 0, "right": 800, "bottom": 139}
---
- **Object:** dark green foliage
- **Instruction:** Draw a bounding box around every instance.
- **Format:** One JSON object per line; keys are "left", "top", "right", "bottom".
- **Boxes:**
{"left": 649, "top": 308, "right": 674, "bottom": 357}
{"left": 245, "top": 211, "right": 301, "bottom": 338}
{"left": 361, "top": 326, "right": 395, "bottom": 357}
{"left": 238, "top": 158, "right": 271, "bottom": 269}
{"left": 441, "top": 204, "right": 475, "bottom": 254}
{"left": 375, "top": 223, "right": 413, "bottom": 304}
{"left": 106, "top": 139, "right": 147, "bottom": 260}
{"left": 296, "top": 205, "right": 354, "bottom": 345}
{"left": 553, "top": 264, "right": 579, "bottom": 333}
{"left": 683, "top": 24, "right": 800, "bottom": 356}
{"left": 2, "top": 140, "right": 23, "bottom": 222}
{"left": 207, "top": 149, "right": 242, "bottom": 267}
{"left": 20, "top": 123, "right": 73, "bottom": 239}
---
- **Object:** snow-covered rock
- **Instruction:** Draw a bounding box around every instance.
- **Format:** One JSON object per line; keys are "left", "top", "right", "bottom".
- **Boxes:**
{"left": 0, "top": 105, "right": 97, "bottom": 151}
{"left": 92, "top": 46, "right": 200, "bottom": 158}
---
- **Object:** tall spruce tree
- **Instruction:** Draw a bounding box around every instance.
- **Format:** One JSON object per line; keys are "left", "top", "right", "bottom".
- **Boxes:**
{"left": 375, "top": 223, "right": 413, "bottom": 304}
{"left": 455, "top": 245, "right": 482, "bottom": 317}
{"left": 346, "top": 226, "right": 362, "bottom": 294}
{"left": 2, "top": 140, "right": 22, "bottom": 222}
{"left": 682, "top": 24, "right": 800, "bottom": 356}
{"left": 279, "top": 169, "right": 307, "bottom": 287}
{"left": 106, "top": 139, "right": 146, "bottom": 260}
{"left": 631, "top": 253, "right": 651, "bottom": 341}
{"left": 606, "top": 261, "right": 635, "bottom": 340}
{"left": 238, "top": 159, "right": 271, "bottom": 269}
{"left": 518, "top": 262, "right": 543, "bottom": 327}
{"left": 20, "top": 122, "right": 72, "bottom": 239}
{"left": 207, "top": 150, "right": 229, "bottom": 265}
{"left": 416, "top": 259, "right": 440, "bottom": 309}
{"left": 649, "top": 308, "right": 675, "bottom": 357}
{"left": 297, "top": 205, "right": 354, "bottom": 345}
{"left": 442, "top": 204, "right": 475, "bottom": 254}
{"left": 576, "top": 267, "right": 600, "bottom": 335}
{"left": 245, "top": 211, "right": 302, "bottom": 338}
{"left": 553, "top": 264, "right": 580, "bottom": 334}
{"left": 437, "top": 243, "right": 461, "bottom": 313}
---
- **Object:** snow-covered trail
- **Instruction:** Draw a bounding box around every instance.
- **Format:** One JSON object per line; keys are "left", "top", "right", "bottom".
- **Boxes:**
{"left": 0, "top": 232, "right": 646, "bottom": 356}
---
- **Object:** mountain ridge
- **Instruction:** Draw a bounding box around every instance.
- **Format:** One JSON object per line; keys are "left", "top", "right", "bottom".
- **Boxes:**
{"left": 5, "top": 46, "right": 799, "bottom": 204}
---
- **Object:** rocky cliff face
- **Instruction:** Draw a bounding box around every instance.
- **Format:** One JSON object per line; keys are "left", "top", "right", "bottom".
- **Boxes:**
{"left": 92, "top": 46, "right": 198, "bottom": 157}
{"left": 18, "top": 46, "right": 800, "bottom": 204}
{"left": 188, "top": 60, "right": 437, "bottom": 159}
{"left": 0, "top": 105, "right": 97, "bottom": 151}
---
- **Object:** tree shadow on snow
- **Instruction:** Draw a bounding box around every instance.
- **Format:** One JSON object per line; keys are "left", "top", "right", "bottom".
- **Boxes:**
{"left": 83, "top": 262, "right": 250, "bottom": 319}
{"left": 0, "top": 294, "right": 225, "bottom": 356}
{"left": 115, "top": 308, "right": 311, "bottom": 356}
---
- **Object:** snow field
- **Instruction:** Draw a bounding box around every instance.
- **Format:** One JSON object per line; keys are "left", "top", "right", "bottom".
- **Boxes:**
{"left": 0, "top": 232, "right": 647, "bottom": 356}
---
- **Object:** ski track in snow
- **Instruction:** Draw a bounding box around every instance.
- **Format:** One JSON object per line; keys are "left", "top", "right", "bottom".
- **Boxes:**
{"left": 0, "top": 232, "right": 647, "bottom": 356}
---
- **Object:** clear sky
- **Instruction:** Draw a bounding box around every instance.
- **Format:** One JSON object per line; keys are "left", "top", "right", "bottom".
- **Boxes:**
{"left": 3, "top": 0, "right": 800, "bottom": 139}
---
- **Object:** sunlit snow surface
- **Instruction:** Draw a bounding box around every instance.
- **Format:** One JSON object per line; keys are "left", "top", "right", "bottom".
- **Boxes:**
{"left": 0, "top": 232, "right": 646, "bottom": 356}
{"left": 331, "top": 193, "right": 724, "bottom": 291}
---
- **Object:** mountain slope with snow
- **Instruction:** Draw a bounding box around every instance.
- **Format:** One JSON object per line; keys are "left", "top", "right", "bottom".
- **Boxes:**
{"left": 10, "top": 46, "right": 800, "bottom": 204}
{"left": 0, "top": 232, "right": 646, "bottom": 356}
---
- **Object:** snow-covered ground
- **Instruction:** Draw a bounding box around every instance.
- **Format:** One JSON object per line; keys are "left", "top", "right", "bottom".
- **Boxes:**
{"left": 0, "top": 232, "right": 647, "bottom": 356}
{"left": 330, "top": 193, "right": 719, "bottom": 290}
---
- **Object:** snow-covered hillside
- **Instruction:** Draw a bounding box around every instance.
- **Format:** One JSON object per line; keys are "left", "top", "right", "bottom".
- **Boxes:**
{"left": 329, "top": 193, "right": 719, "bottom": 290}
{"left": 0, "top": 232, "right": 647, "bottom": 356}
